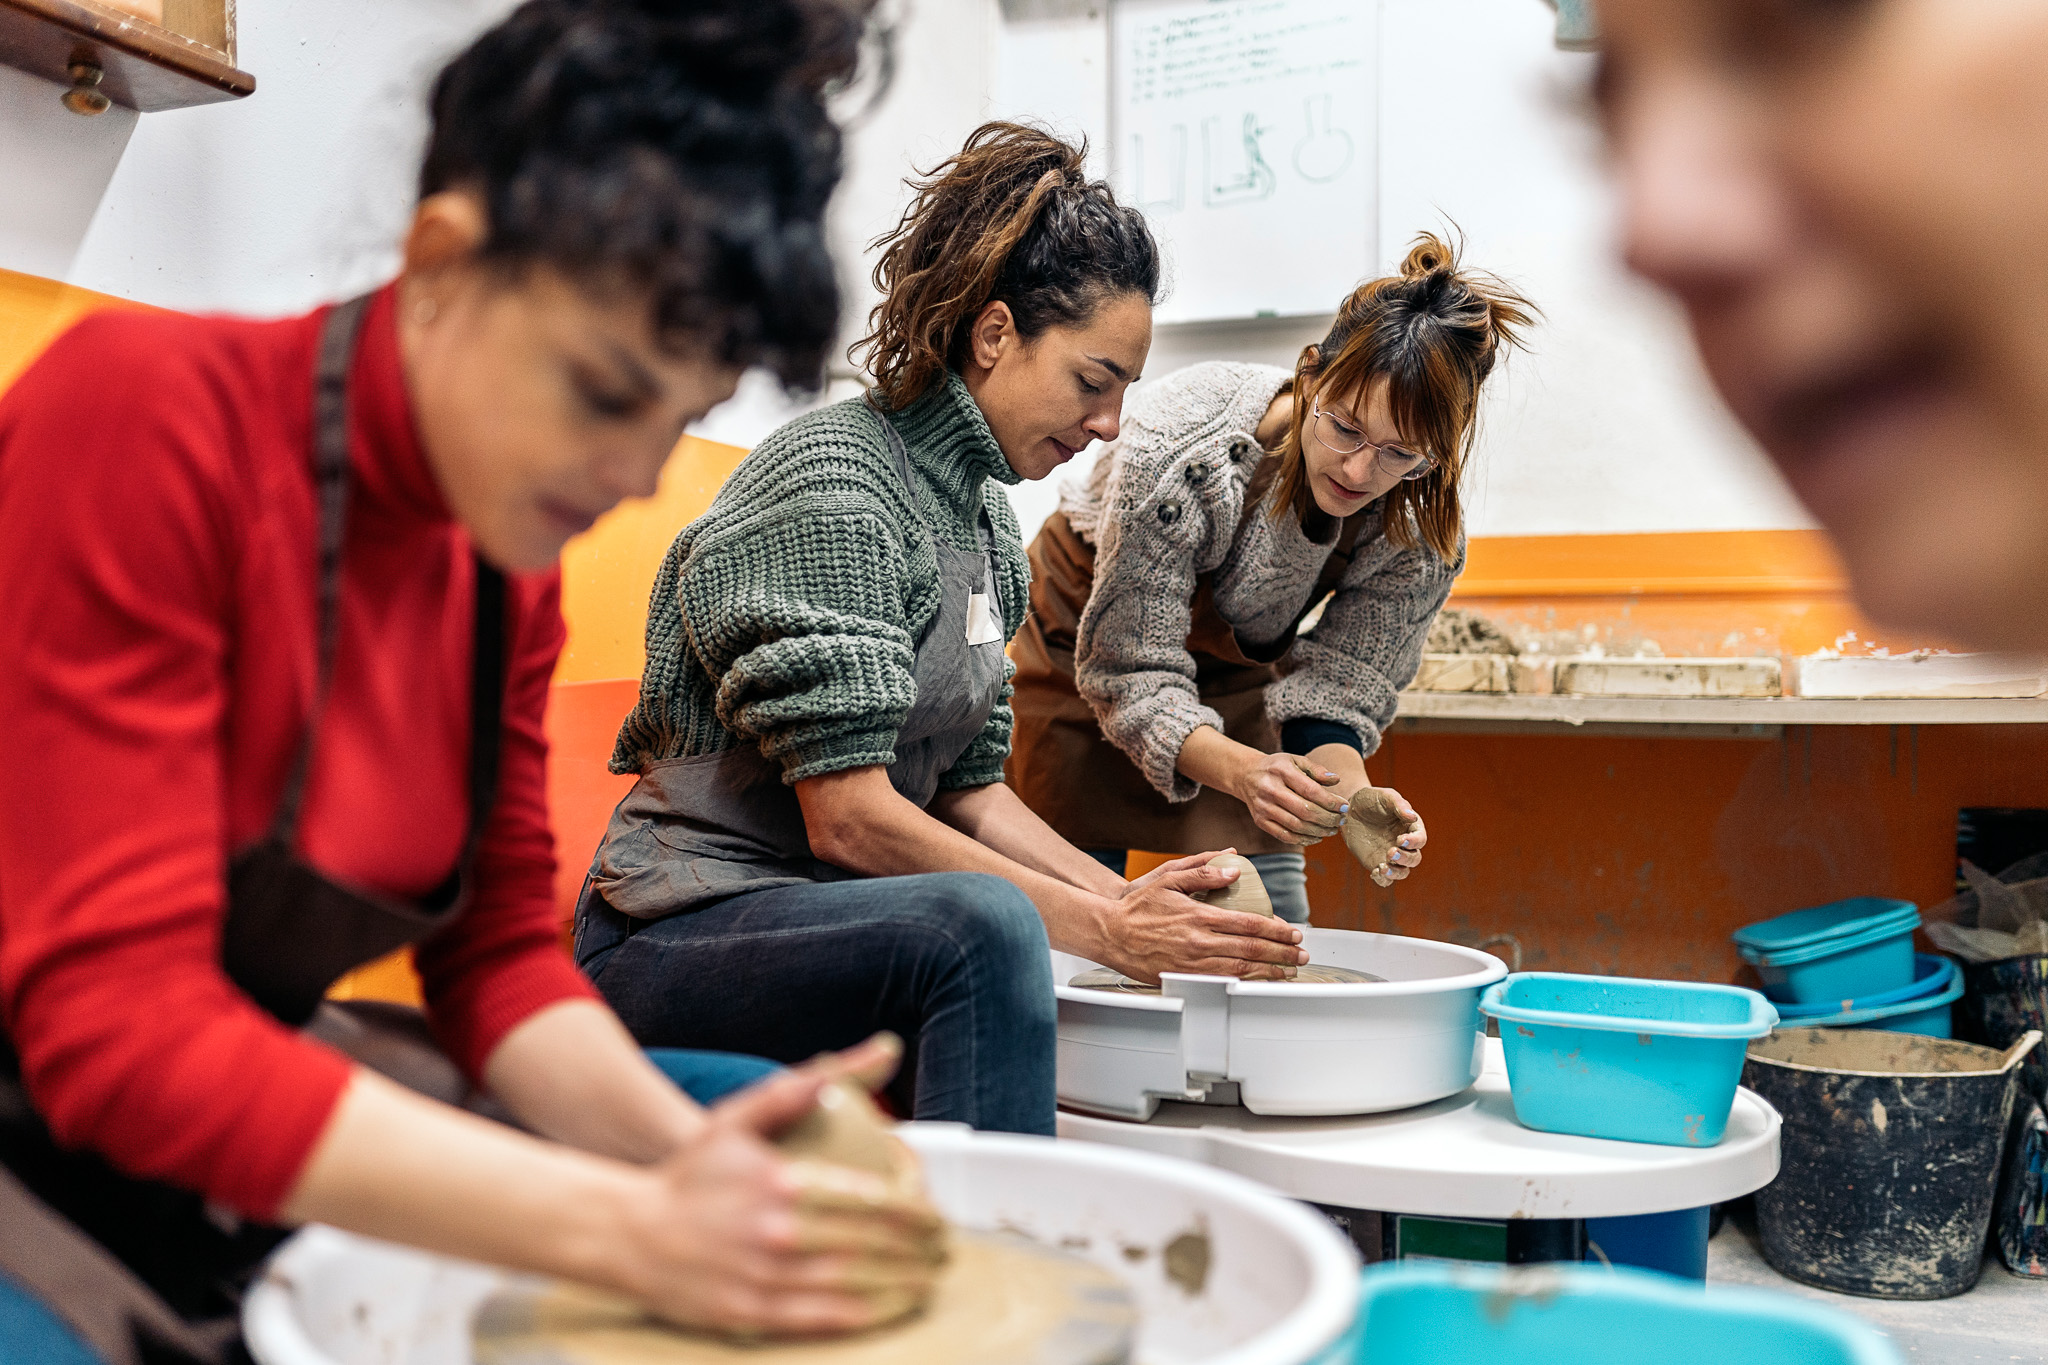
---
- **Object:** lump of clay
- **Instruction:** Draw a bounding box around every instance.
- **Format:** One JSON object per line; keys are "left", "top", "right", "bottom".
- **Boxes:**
{"left": 1342, "top": 789, "right": 1421, "bottom": 888}
{"left": 774, "top": 1081, "right": 944, "bottom": 1330}
{"left": 775, "top": 1080, "right": 900, "bottom": 1177}
{"left": 1192, "top": 852, "right": 1272, "bottom": 917}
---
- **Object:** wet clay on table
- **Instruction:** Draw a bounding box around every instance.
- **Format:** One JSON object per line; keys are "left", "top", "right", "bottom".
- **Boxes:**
{"left": 1070, "top": 853, "right": 1382, "bottom": 993}
{"left": 470, "top": 1082, "right": 1135, "bottom": 1365}
{"left": 1340, "top": 790, "right": 1421, "bottom": 889}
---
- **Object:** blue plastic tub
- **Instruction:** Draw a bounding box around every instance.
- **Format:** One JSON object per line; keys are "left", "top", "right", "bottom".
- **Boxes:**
{"left": 1771, "top": 952, "right": 1953, "bottom": 1019}
{"left": 1480, "top": 973, "right": 1778, "bottom": 1146}
{"left": 1326, "top": 1263, "right": 1903, "bottom": 1364}
{"left": 1782, "top": 966, "right": 1964, "bottom": 1037}
{"left": 1734, "top": 897, "right": 1919, "bottom": 1005}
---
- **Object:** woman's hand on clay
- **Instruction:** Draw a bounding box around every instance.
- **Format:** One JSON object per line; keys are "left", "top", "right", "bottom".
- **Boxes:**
{"left": 608, "top": 1038, "right": 944, "bottom": 1338}
{"left": 1103, "top": 852, "right": 1308, "bottom": 983}
{"left": 1232, "top": 752, "right": 1350, "bottom": 846}
{"left": 1353, "top": 787, "right": 1426, "bottom": 883}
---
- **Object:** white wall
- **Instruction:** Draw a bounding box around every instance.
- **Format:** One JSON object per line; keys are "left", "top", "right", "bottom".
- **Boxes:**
{"left": 1, "top": 0, "right": 1805, "bottom": 540}
{"left": 8, "top": 0, "right": 515, "bottom": 311}
{"left": 1377, "top": 0, "right": 1807, "bottom": 537}
{"left": 0, "top": 64, "right": 137, "bottom": 280}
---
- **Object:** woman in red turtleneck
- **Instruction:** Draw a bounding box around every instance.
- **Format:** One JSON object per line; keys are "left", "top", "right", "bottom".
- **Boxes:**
{"left": 0, "top": 3, "right": 937, "bottom": 1361}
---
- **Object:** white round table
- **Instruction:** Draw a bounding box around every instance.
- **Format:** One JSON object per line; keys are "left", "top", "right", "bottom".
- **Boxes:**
{"left": 1058, "top": 1037, "right": 1781, "bottom": 1220}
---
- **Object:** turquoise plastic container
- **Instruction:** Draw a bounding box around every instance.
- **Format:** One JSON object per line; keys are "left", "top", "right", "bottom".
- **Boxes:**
{"left": 1733, "top": 897, "right": 1919, "bottom": 1005}
{"left": 1480, "top": 974, "right": 1778, "bottom": 1146}
{"left": 1782, "top": 968, "right": 1963, "bottom": 1037}
{"left": 1327, "top": 1263, "right": 1903, "bottom": 1365}
{"left": 1770, "top": 952, "right": 1953, "bottom": 1019}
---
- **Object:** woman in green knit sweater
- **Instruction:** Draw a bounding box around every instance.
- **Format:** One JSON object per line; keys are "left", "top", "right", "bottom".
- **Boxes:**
{"left": 574, "top": 125, "right": 1309, "bottom": 1133}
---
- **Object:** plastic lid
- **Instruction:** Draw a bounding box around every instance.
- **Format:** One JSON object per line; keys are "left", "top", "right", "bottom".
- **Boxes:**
{"left": 1772, "top": 953, "right": 1955, "bottom": 1018}
{"left": 1732, "top": 897, "right": 1919, "bottom": 954}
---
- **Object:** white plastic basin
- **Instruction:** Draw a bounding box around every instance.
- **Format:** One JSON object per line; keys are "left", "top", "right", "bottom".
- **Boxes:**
{"left": 244, "top": 1124, "right": 1360, "bottom": 1365}
{"left": 1056, "top": 929, "right": 1508, "bottom": 1120}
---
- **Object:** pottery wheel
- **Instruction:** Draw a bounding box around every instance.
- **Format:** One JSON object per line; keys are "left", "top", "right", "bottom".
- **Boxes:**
{"left": 470, "top": 1231, "right": 1136, "bottom": 1365}
{"left": 1068, "top": 965, "right": 1384, "bottom": 993}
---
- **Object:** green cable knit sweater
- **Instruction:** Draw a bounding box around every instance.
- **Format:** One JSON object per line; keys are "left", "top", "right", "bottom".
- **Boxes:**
{"left": 610, "top": 372, "right": 1030, "bottom": 790}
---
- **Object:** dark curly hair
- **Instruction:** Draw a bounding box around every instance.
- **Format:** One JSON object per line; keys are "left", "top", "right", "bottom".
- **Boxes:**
{"left": 420, "top": 0, "right": 871, "bottom": 387}
{"left": 857, "top": 122, "right": 1162, "bottom": 409}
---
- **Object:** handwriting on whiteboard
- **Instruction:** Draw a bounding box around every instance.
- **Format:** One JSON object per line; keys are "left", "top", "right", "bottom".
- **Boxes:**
{"left": 1113, "top": 0, "right": 1375, "bottom": 322}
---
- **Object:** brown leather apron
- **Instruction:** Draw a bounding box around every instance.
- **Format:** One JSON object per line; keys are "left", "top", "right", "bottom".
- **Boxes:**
{"left": 1007, "top": 460, "right": 1364, "bottom": 855}
{"left": 0, "top": 294, "right": 508, "bottom": 1365}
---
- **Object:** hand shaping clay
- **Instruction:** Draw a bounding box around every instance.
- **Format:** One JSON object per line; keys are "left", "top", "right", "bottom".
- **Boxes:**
{"left": 468, "top": 1083, "right": 1136, "bottom": 1364}
{"left": 1341, "top": 789, "right": 1422, "bottom": 888}
{"left": 1070, "top": 854, "right": 1381, "bottom": 991}
{"left": 1191, "top": 852, "right": 1272, "bottom": 916}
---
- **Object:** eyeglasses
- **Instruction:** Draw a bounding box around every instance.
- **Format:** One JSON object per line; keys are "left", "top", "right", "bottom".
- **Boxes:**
{"left": 1310, "top": 398, "right": 1437, "bottom": 482}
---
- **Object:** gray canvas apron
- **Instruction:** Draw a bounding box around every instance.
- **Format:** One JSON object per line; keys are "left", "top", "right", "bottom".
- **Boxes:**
{"left": 0, "top": 294, "right": 508, "bottom": 1365}
{"left": 577, "top": 400, "right": 1007, "bottom": 942}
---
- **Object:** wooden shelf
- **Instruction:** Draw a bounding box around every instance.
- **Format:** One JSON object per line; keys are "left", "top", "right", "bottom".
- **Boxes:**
{"left": 0, "top": 0, "right": 252, "bottom": 113}
{"left": 1391, "top": 691, "right": 2048, "bottom": 739}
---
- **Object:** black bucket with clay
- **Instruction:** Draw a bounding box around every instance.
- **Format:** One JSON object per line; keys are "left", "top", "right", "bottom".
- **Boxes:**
{"left": 1742, "top": 1026, "right": 2040, "bottom": 1299}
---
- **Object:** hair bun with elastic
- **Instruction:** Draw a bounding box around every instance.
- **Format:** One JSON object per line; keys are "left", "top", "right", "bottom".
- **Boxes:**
{"left": 1398, "top": 233, "right": 1453, "bottom": 280}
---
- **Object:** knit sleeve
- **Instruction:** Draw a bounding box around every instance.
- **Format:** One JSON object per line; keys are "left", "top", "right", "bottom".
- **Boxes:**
{"left": 673, "top": 473, "right": 924, "bottom": 785}
{"left": 1071, "top": 408, "right": 1242, "bottom": 803}
{"left": 1265, "top": 528, "right": 1462, "bottom": 757}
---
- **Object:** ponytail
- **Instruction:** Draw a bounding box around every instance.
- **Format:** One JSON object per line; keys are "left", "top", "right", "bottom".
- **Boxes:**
{"left": 857, "top": 122, "right": 1161, "bottom": 409}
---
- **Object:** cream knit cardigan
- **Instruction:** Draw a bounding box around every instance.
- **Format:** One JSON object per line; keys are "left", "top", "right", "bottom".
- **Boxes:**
{"left": 1059, "top": 361, "right": 1460, "bottom": 802}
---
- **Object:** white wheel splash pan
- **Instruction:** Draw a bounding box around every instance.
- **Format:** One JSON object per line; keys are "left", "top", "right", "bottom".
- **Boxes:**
{"left": 1057, "top": 928, "right": 1508, "bottom": 1121}
{"left": 244, "top": 1124, "right": 1360, "bottom": 1365}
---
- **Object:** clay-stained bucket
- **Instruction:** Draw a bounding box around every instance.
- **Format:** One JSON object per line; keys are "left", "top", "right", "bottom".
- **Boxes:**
{"left": 1742, "top": 1027, "right": 2039, "bottom": 1299}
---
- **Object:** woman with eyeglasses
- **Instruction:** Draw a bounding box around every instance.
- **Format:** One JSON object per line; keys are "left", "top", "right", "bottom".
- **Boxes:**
{"left": 1009, "top": 234, "right": 1535, "bottom": 922}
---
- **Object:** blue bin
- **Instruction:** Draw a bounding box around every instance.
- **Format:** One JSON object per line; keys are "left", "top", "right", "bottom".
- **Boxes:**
{"left": 1770, "top": 952, "right": 1953, "bottom": 1019}
{"left": 1734, "top": 897, "right": 1919, "bottom": 1005}
{"left": 1780, "top": 966, "right": 1964, "bottom": 1037}
{"left": 1480, "top": 974, "right": 1778, "bottom": 1146}
{"left": 1325, "top": 1263, "right": 1903, "bottom": 1365}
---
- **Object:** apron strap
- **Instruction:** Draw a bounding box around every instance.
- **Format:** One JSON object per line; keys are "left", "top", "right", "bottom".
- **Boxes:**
{"left": 265, "top": 293, "right": 505, "bottom": 858}
{"left": 465, "top": 561, "right": 506, "bottom": 856}
{"left": 867, "top": 393, "right": 1004, "bottom": 618}
{"left": 265, "top": 293, "right": 373, "bottom": 844}
{"left": 864, "top": 392, "right": 919, "bottom": 492}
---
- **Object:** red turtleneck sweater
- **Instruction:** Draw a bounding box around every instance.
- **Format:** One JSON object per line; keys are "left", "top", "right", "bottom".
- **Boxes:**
{"left": 0, "top": 286, "right": 598, "bottom": 1218}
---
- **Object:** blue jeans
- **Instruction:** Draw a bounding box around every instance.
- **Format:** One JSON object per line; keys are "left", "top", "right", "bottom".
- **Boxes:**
{"left": 1088, "top": 849, "right": 1312, "bottom": 924}
{"left": 0, "top": 1047, "right": 783, "bottom": 1365}
{"left": 579, "top": 872, "right": 1056, "bottom": 1135}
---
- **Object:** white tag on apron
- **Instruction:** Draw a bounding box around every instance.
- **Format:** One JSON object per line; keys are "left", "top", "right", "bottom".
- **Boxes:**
{"left": 965, "top": 591, "right": 1003, "bottom": 645}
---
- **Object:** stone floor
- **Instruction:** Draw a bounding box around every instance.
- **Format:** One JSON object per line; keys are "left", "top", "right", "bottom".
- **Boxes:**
{"left": 1708, "top": 1211, "right": 2048, "bottom": 1363}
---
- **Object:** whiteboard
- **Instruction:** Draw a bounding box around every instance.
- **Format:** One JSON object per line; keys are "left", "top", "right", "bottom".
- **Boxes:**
{"left": 1110, "top": 0, "right": 1377, "bottom": 325}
